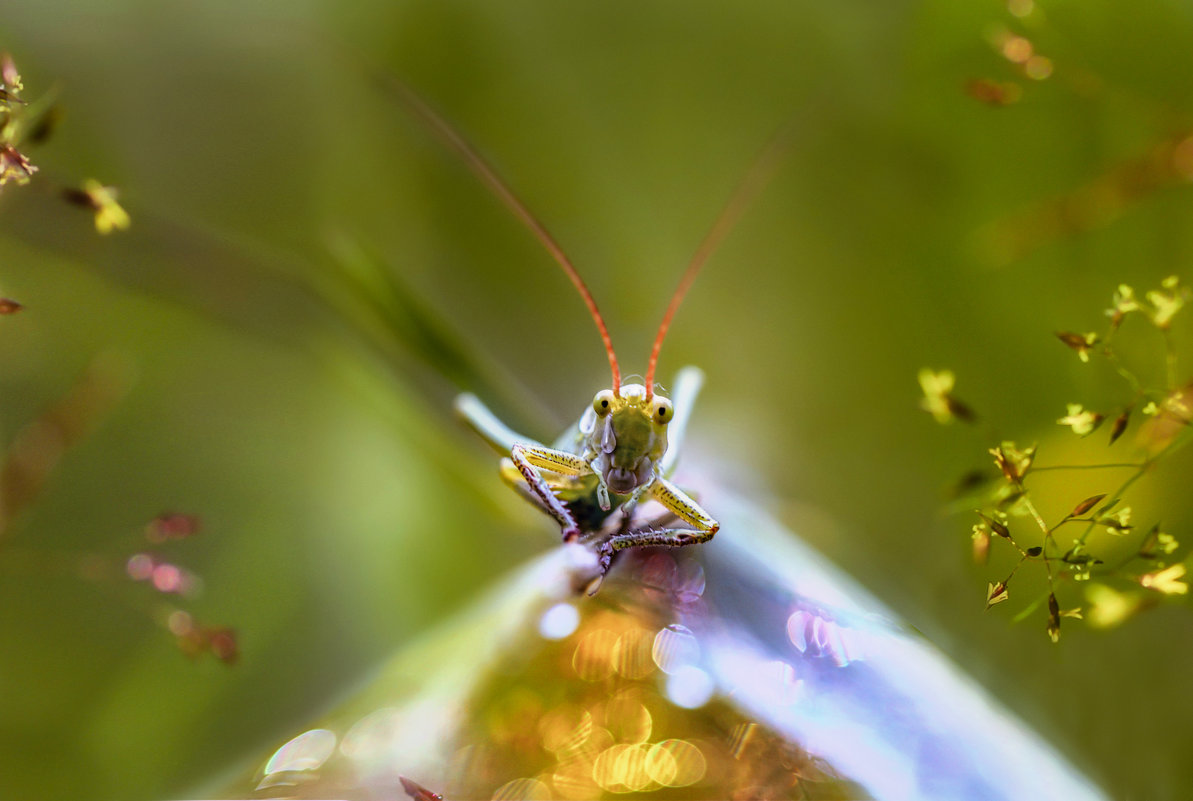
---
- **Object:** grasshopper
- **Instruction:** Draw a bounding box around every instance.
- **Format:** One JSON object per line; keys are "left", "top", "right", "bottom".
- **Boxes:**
{"left": 389, "top": 82, "right": 787, "bottom": 585}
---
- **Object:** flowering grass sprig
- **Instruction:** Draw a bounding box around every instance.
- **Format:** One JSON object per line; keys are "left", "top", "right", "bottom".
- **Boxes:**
{"left": 922, "top": 277, "right": 1192, "bottom": 642}
{"left": 0, "top": 52, "right": 129, "bottom": 234}
{"left": 0, "top": 53, "right": 39, "bottom": 188}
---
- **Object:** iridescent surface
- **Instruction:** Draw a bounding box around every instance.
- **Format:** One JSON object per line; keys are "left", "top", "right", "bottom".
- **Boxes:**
{"left": 688, "top": 495, "right": 1107, "bottom": 801}
{"left": 234, "top": 492, "right": 1105, "bottom": 801}
{"left": 237, "top": 542, "right": 852, "bottom": 799}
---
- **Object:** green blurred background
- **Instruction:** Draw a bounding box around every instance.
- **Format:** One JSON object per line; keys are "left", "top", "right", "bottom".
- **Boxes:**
{"left": 2, "top": 0, "right": 1193, "bottom": 798}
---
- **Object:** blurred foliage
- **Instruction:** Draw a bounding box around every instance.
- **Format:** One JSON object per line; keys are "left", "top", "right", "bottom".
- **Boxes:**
{"left": 2, "top": 0, "right": 1193, "bottom": 799}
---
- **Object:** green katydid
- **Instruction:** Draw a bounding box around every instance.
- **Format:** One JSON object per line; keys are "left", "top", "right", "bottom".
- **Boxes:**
{"left": 387, "top": 82, "right": 788, "bottom": 585}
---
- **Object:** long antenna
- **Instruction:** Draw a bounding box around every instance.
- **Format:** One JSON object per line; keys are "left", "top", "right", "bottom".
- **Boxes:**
{"left": 644, "top": 122, "right": 796, "bottom": 398}
{"left": 380, "top": 77, "right": 622, "bottom": 393}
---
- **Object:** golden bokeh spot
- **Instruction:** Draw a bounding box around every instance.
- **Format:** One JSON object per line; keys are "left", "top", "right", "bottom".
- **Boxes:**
{"left": 1007, "top": 0, "right": 1034, "bottom": 17}
{"left": 1001, "top": 35, "right": 1033, "bottom": 64}
{"left": 612, "top": 627, "right": 656, "bottom": 679}
{"left": 552, "top": 756, "right": 598, "bottom": 799}
{"left": 1024, "top": 55, "right": 1053, "bottom": 80}
{"left": 593, "top": 743, "right": 655, "bottom": 793}
{"left": 584, "top": 726, "right": 614, "bottom": 758}
{"left": 642, "top": 741, "right": 678, "bottom": 785}
{"left": 648, "top": 739, "right": 706, "bottom": 787}
{"left": 592, "top": 744, "right": 630, "bottom": 792}
{"left": 491, "top": 776, "right": 551, "bottom": 800}
{"left": 614, "top": 743, "right": 653, "bottom": 792}
{"left": 603, "top": 690, "right": 652, "bottom": 744}
{"left": 572, "top": 629, "right": 617, "bottom": 681}
{"left": 444, "top": 562, "right": 862, "bottom": 799}
{"left": 539, "top": 707, "right": 593, "bottom": 755}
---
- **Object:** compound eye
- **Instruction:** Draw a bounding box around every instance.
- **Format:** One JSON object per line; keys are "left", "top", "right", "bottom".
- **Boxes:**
{"left": 652, "top": 397, "right": 673, "bottom": 424}
{"left": 593, "top": 389, "right": 616, "bottom": 416}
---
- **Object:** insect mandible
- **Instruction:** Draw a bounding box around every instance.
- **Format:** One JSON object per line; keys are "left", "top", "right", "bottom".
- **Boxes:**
{"left": 390, "top": 83, "right": 789, "bottom": 587}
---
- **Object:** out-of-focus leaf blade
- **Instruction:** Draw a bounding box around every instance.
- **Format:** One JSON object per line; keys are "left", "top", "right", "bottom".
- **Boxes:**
{"left": 217, "top": 489, "right": 1107, "bottom": 801}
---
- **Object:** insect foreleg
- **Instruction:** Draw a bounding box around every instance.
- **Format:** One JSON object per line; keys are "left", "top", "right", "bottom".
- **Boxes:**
{"left": 458, "top": 393, "right": 598, "bottom": 541}
{"left": 510, "top": 443, "right": 593, "bottom": 543}
{"left": 597, "top": 475, "right": 719, "bottom": 572}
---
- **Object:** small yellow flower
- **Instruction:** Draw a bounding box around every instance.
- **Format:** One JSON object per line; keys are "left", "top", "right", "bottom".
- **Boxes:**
{"left": 1147, "top": 289, "right": 1185, "bottom": 330}
{"left": 1163, "top": 391, "right": 1191, "bottom": 419}
{"left": 1111, "top": 284, "right": 1139, "bottom": 313}
{"left": 1085, "top": 584, "right": 1141, "bottom": 628}
{"left": 64, "top": 179, "right": 131, "bottom": 235}
{"left": 1139, "top": 563, "right": 1188, "bottom": 595}
{"left": 918, "top": 368, "right": 957, "bottom": 424}
{"left": 1099, "top": 506, "right": 1132, "bottom": 534}
{"left": 87, "top": 180, "right": 130, "bottom": 234}
{"left": 1057, "top": 404, "right": 1103, "bottom": 436}
{"left": 989, "top": 441, "right": 1035, "bottom": 483}
{"left": 1107, "top": 284, "right": 1139, "bottom": 329}
{"left": 1124, "top": 276, "right": 1189, "bottom": 330}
